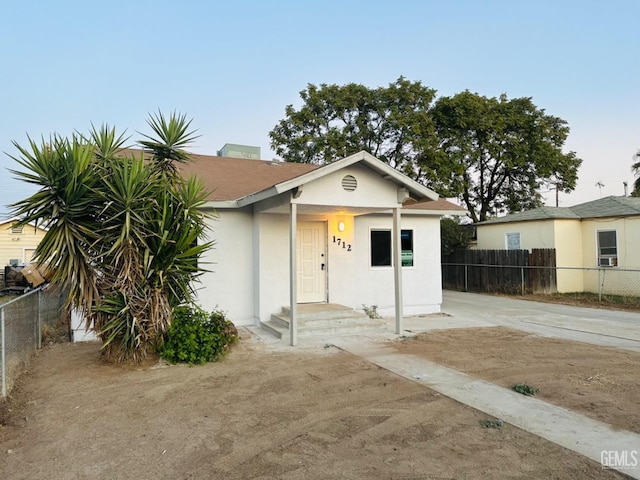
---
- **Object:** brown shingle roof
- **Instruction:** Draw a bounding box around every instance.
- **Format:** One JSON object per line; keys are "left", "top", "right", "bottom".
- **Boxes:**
{"left": 122, "top": 149, "right": 442, "bottom": 206}
{"left": 176, "top": 153, "right": 319, "bottom": 202}
{"left": 403, "top": 197, "right": 467, "bottom": 212}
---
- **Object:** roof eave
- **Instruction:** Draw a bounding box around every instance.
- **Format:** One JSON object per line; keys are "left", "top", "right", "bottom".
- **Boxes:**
{"left": 478, "top": 216, "right": 579, "bottom": 226}
{"left": 403, "top": 208, "right": 467, "bottom": 216}
{"left": 229, "top": 151, "right": 439, "bottom": 207}
{"left": 273, "top": 151, "right": 439, "bottom": 202}
{"left": 236, "top": 186, "right": 280, "bottom": 208}
{"left": 205, "top": 200, "right": 239, "bottom": 209}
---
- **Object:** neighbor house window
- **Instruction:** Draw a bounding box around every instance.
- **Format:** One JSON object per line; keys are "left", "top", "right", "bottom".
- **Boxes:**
{"left": 370, "top": 229, "right": 413, "bottom": 267}
{"left": 505, "top": 232, "right": 521, "bottom": 250}
{"left": 597, "top": 230, "right": 617, "bottom": 267}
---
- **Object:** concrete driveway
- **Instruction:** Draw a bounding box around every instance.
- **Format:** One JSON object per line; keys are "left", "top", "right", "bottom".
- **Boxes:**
{"left": 440, "top": 290, "right": 640, "bottom": 352}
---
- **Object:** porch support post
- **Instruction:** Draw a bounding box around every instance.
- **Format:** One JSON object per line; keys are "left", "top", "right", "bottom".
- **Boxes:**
{"left": 289, "top": 201, "right": 298, "bottom": 346}
{"left": 393, "top": 207, "right": 403, "bottom": 334}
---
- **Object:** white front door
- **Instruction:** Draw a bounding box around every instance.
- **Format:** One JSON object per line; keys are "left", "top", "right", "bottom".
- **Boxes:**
{"left": 296, "top": 222, "right": 327, "bottom": 303}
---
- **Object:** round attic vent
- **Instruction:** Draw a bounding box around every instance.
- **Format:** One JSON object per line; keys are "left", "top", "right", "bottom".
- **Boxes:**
{"left": 342, "top": 175, "right": 357, "bottom": 192}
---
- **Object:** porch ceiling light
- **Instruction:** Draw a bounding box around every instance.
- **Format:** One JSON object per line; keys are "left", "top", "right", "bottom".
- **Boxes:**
{"left": 338, "top": 221, "right": 345, "bottom": 232}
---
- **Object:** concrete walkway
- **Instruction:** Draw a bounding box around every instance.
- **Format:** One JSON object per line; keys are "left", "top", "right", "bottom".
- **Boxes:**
{"left": 250, "top": 291, "right": 640, "bottom": 478}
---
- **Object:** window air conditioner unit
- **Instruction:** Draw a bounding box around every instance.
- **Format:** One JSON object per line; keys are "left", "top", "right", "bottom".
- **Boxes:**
{"left": 598, "top": 257, "right": 616, "bottom": 267}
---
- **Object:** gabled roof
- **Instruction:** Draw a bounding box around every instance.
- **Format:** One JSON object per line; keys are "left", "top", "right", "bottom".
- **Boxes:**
{"left": 178, "top": 150, "right": 439, "bottom": 208}
{"left": 570, "top": 196, "right": 640, "bottom": 219}
{"left": 0, "top": 216, "right": 48, "bottom": 230}
{"left": 176, "top": 153, "right": 319, "bottom": 202}
{"left": 478, "top": 196, "right": 640, "bottom": 225}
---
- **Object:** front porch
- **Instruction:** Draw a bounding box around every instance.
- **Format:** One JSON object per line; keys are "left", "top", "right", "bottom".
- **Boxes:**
{"left": 261, "top": 303, "right": 385, "bottom": 339}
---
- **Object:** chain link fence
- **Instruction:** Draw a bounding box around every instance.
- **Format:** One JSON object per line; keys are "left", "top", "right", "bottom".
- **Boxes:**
{"left": 573, "top": 267, "right": 640, "bottom": 303}
{"left": 442, "top": 263, "right": 640, "bottom": 306}
{"left": 1, "top": 285, "right": 68, "bottom": 397}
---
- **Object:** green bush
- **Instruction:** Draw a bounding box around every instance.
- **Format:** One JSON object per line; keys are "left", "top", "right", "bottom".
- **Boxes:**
{"left": 159, "top": 305, "right": 238, "bottom": 365}
{"left": 512, "top": 383, "right": 539, "bottom": 396}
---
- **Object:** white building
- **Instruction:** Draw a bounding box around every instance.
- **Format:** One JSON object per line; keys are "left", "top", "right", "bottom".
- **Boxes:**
{"left": 177, "top": 150, "right": 465, "bottom": 344}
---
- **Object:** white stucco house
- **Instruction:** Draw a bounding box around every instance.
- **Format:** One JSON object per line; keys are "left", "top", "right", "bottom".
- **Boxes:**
{"left": 176, "top": 150, "right": 464, "bottom": 344}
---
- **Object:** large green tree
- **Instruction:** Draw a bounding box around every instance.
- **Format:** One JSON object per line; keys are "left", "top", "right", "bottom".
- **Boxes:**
{"left": 440, "top": 217, "right": 474, "bottom": 256}
{"left": 269, "top": 77, "right": 442, "bottom": 182}
{"left": 9, "top": 112, "right": 213, "bottom": 362}
{"left": 432, "top": 91, "right": 582, "bottom": 222}
{"left": 270, "top": 80, "right": 582, "bottom": 223}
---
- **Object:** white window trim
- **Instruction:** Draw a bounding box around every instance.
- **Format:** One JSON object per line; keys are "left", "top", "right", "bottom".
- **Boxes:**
{"left": 369, "top": 228, "right": 416, "bottom": 269}
{"left": 400, "top": 229, "right": 415, "bottom": 269}
{"left": 369, "top": 228, "right": 392, "bottom": 269}
{"left": 505, "top": 232, "right": 521, "bottom": 250}
{"left": 596, "top": 229, "right": 618, "bottom": 267}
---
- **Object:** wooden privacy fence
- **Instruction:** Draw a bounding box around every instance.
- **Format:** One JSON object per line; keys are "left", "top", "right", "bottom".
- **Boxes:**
{"left": 442, "top": 248, "right": 557, "bottom": 294}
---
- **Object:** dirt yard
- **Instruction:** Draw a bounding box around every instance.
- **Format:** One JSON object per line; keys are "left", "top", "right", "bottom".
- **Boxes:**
{"left": 392, "top": 326, "right": 640, "bottom": 433}
{"left": 0, "top": 329, "right": 626, "bottom": 480}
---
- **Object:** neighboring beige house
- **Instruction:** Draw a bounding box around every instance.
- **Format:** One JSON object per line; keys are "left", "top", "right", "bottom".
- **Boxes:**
{"left": 475, "top": 196, "right": 640, "bottom": 294}
{"left": 0, "top": 217, "right": 47, "bottom": 266}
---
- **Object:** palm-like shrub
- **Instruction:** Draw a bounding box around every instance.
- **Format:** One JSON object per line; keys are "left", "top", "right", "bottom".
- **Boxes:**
{"left": 9, "top": 112, "right": 213, "bottom": 362}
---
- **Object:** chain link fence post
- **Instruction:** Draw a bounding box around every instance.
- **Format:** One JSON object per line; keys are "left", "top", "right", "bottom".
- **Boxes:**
{"left": 37, "top": 289, "right": 42, "bottom": 349}
{"left": 1, "top": 308, "right": 6, "bottom": 398}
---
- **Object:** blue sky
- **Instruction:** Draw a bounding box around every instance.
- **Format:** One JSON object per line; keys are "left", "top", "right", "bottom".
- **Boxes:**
{"left": 1, "top": 0, "right": 638, "bottom": 215}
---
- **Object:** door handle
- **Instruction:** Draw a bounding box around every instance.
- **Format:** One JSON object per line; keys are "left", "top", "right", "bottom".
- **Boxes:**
{"left": 321, "top": 263, "right": 325, "bottom": 270}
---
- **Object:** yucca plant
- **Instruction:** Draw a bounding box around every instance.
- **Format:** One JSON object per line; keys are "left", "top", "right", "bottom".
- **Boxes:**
{"left": 9, "top": 112, "right": 214, "bottom": 362}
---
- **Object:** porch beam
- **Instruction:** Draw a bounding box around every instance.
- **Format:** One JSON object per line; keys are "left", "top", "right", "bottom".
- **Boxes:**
{"left": 393, "top": 207, "right": 403, "bottom": 334}
{"left": 289, "top": 201, "right": 298, "bottom": 346}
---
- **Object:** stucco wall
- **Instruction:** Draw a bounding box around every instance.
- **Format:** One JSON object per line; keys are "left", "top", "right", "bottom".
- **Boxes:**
{"left": 553, "top": 219, "right": 584, "bottom": 292}
{"left": 345, "top": 213, "right": 442, "bottom": 316}
{"left": 580, "top": 217, "right": 640, "bottom": 269}
{"left": 254, "top": 213, "right": 291, "bottom": 324}
{"left": 293, "top": 164, "right": 400, "bottom": 209}
{"left": 250, "top": 211, "right": 445, "bottom": 323}
{"left": 196, "top": 208, "right": 255, "bottom": 325}
{"left": 326, "top": 214, "right": 357, "bottom": 306}
{"left": 581, "top": 217, "right": 640, "bottom": 295}
{"left": 475, "top": 221, "right": 555, "bottom": 251}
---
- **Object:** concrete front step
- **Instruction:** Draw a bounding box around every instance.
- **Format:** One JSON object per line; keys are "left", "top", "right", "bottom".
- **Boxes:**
{"left": 260, "top": 303, "right": 386, "bottom": 339}
{"left": 280, "top": 303, "right": 366, "bottom": 321}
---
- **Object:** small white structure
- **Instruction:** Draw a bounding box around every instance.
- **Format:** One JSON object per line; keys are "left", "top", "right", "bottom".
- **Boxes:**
{"left": 71, "top": 309, "right": 97, "bottom": 342}
{"left": 179, "top": 150, "right": 465, "bottom": 344}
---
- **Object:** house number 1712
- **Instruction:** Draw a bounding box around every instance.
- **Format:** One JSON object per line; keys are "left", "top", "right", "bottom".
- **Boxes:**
{"left": 332, "top": 236, "right": 352, "bottom": 251}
